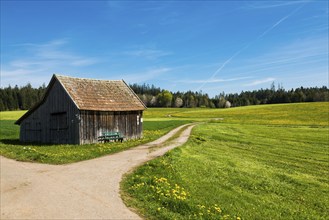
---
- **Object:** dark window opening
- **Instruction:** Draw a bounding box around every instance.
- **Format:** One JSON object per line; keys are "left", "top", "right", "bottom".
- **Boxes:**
{"left": 50, "top": 112, "right": 67, "bottom": 130}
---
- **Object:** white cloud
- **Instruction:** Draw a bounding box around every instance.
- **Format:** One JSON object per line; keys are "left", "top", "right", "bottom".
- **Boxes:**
{"left": 216, "top": 36, "right": 329, "bottom": 84}
{"left": 1, "top": 68, "right": 45, "bottom": 77}
{"left": 197, "top": 3, "right": 305, "bottom": 91}
{"left": 179, "top": 76, "right": 252, "bottom": 84}
{"left": 245, "top": 1, "right": 310, "bottom": 9}
{"left": 1, "top": 39, "right": 100, "bottom": 87}
{"left": 123, "top": 49, "right": 171, "bottom": 60}
{"left": 236, "top": 37, "right": 328, "bottom": 77}
{"left": 245, "top": 78, "right": 276, "bottom": 86}
{"left": 32, "top": 39, "right": 99, "bottom": 65}
{"left": 0, "top": 68, "right": 52, "bottom": 87}
{"left": 71, "top": 58, "right": 100, "bottom": 67}
{"left": 119, "top": 67, "right": 172, "bottom": 83}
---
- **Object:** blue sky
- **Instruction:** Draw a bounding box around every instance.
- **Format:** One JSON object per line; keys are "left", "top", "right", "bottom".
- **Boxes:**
{"left": 1, "top": 1, "right": 328, "bottom": 97}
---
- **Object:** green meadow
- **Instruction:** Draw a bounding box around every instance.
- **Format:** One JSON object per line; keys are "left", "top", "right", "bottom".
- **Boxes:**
{"left": 0, "top": 111, "right": 190, "bottom": 164}
{"left": 1, "top": 103, "right": 328, "bottom": 219}
{"left": 121, "top": 102, "right": 329, "bottom": 220}
{"left": 144, "top": 102, "right": 328, "bottom": 126}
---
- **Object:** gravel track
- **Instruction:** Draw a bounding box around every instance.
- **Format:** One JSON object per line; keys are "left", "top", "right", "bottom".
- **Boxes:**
{"left": 1, "top": 124, "right": 195, "bottom": 220}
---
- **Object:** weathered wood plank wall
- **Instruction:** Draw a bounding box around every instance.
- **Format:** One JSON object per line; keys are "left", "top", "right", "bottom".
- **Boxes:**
{"left": 79, "top": 110, "right": 143, "bottom": 144}
{"left": 19, "top": 81, "right": 80, "bottom": 144}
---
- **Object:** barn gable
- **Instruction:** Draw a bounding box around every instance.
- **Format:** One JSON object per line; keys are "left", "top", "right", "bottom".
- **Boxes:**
{"left": 16, "top": 74, "right": 146, "bottom": 144}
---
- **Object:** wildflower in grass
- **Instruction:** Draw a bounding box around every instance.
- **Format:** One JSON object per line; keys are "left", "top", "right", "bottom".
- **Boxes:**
{"left": 130, "top": 182, "right": 145, "bottom": 190}
{"left": 214, "top": 204, "right": 222, "bottom": 213}
{"left": 197, "top": 204, "right": 206, "bottom": 209}
{"left": 195, "top": 203, "right": 232, "bottom": 219}
{"left": 151, "top": 176, "right": 189, "bottom": 202}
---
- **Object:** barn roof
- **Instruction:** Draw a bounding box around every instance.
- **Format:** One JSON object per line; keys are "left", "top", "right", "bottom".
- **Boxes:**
{"left": 15, "top": 74, "right": 146, "bottom": 125}
{"left": 55, "top": 75, "right": 146, "bottom": 111}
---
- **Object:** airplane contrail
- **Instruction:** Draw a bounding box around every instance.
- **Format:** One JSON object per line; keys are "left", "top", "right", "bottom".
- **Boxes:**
{"left": 196, "top": 44, "right": 249, "bottom": 91}
{"left": 197, "top": 2, "right": 306, "bottom": 91}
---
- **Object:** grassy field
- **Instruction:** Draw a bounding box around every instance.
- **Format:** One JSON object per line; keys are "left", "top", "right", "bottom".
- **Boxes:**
{"left": 0, "top": 111, "right": 190, "bottom": 164}
{"left": 144, "top": 102, "right": 329, "bottom": 126}
{"left": 1, "top": 103, "right": 328, "bottom": 219}
{"left": 121, "top": 102, "right": 329, "bottom": 219}
{"left": 0, "top": 110, "right": 27, "bottom": 120}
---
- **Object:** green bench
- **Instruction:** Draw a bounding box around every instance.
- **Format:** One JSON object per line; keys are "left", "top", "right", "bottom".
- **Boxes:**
{"left": 98, "top": 131, "right": 125, "bottom": 143}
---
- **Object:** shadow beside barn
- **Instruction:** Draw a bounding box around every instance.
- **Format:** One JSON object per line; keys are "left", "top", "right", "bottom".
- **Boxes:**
{"left": 0, "top": 139, "right": 52, "bottom": 146}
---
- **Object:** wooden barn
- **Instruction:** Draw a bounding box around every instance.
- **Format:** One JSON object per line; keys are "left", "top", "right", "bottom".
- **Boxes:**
{"left": 15, "top": 74, "right": 146, "bottom": 144}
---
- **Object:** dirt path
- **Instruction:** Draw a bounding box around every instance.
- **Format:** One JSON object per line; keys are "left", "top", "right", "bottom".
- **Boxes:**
{"left": 1, "top": 124, "right": 195, "bottom": 220}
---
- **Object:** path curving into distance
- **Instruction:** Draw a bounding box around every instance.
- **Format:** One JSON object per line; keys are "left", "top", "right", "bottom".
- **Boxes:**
{"left": 1, "top": 124, "right": 196, "bottom": 220}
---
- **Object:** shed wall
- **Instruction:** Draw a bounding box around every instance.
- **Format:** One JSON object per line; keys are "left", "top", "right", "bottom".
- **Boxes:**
{"left": 79, "top": 110, "right": 143, "bottom": 144}
{"left": 19, "top": 81, "right": 80, "bottom": 144}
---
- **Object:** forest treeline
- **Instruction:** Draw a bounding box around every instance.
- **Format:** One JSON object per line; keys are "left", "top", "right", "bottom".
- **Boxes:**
{"left": 131, "top": 83, "right": 329, "bottom": 108}
{"left": 0, "top": 82, "right": 328, "bottom": 111}
{"left": 0, "top": 83, "right": 46, "bottom": 111}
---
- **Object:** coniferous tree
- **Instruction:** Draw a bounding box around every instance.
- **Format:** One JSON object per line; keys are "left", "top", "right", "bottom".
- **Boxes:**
{"left": 0, "top": 83, "right": 328, "bottom": 111}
